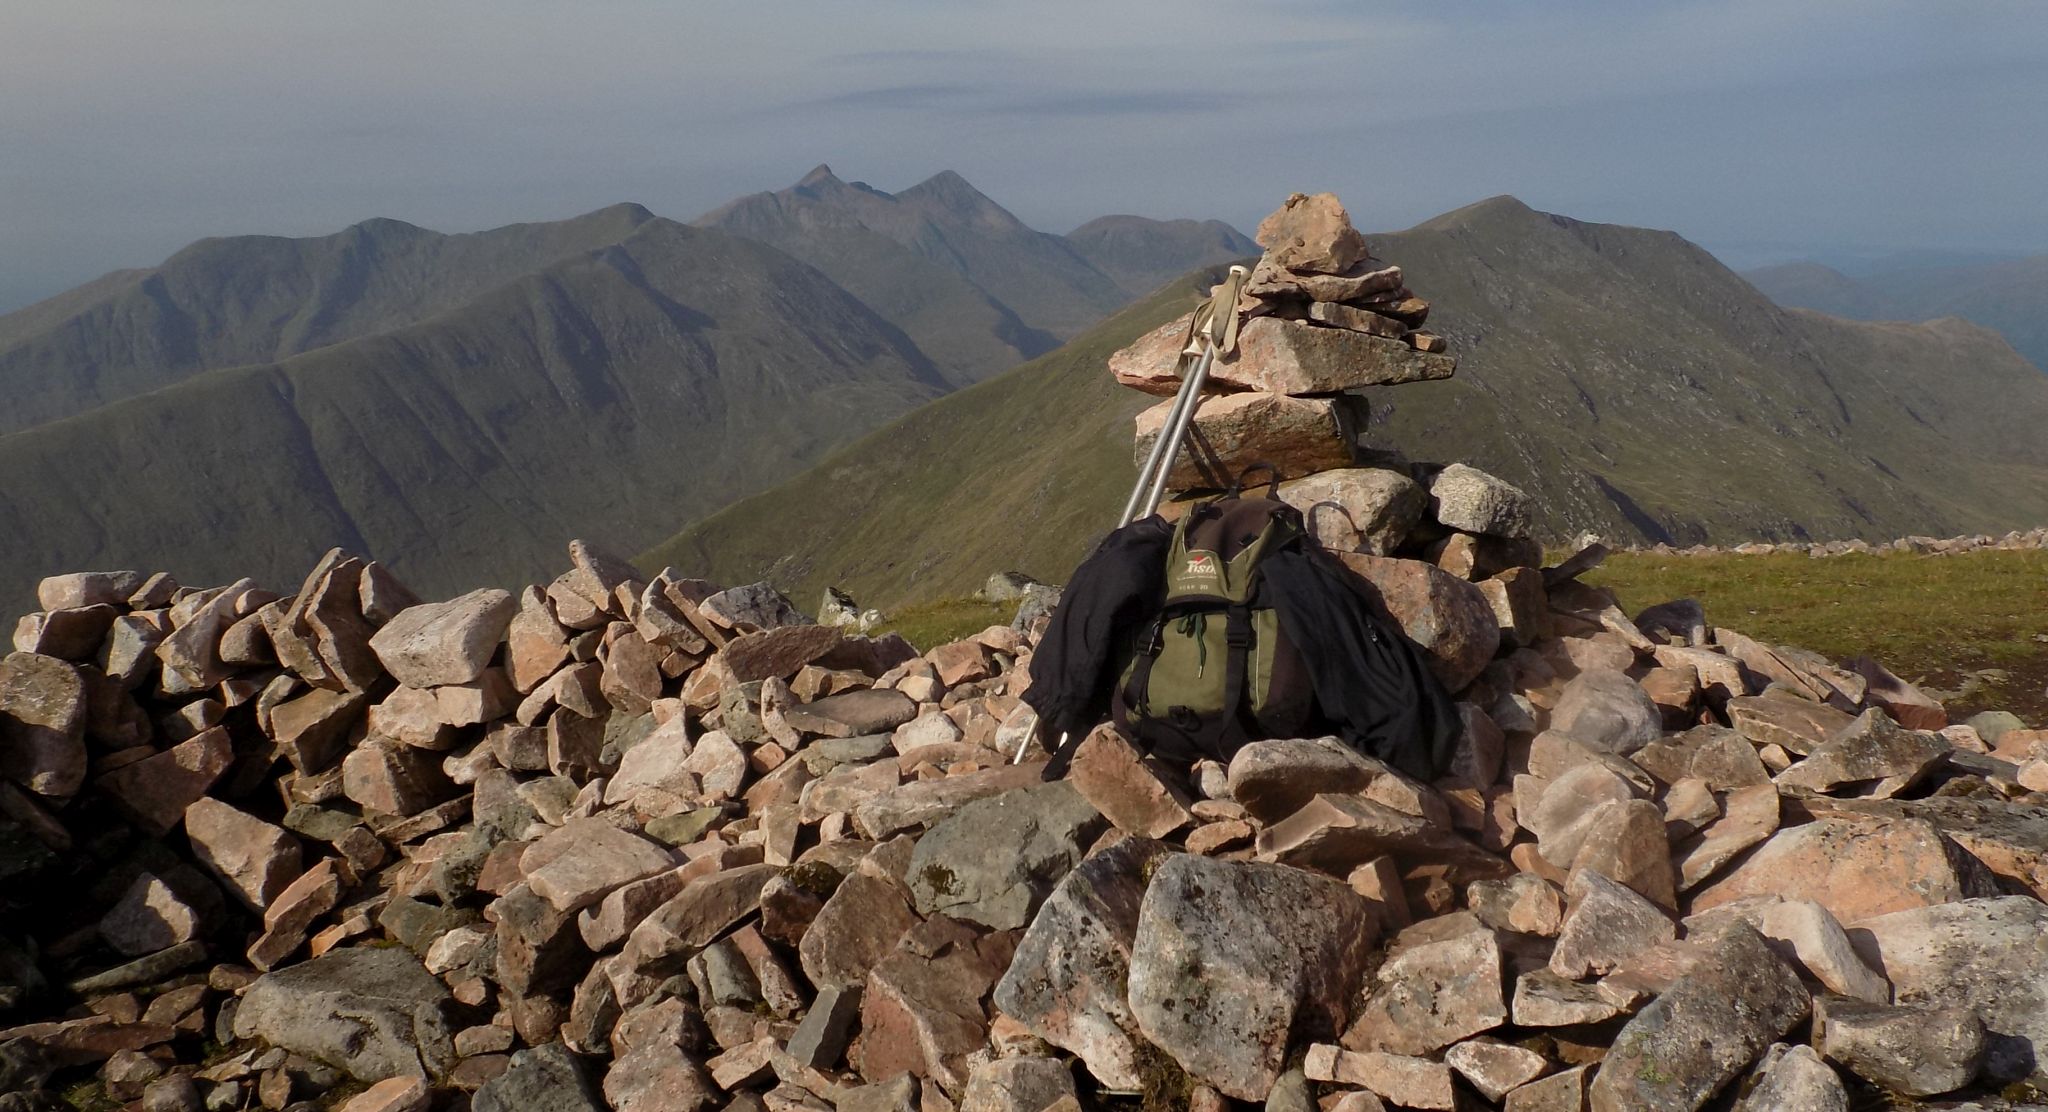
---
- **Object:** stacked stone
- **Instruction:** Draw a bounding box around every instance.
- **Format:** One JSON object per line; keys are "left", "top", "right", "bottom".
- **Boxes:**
{"left": 1111, "top": 192, "right": 1457, "bottom": 496}
{"left": 4, "top": 539, "right": 2047, "bottom": 1112}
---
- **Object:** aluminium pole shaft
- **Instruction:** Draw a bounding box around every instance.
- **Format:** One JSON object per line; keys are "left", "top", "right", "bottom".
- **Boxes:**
{"left": 1136, "top": 338, "right": 1220, "bottom": 520}
{"left": 1118, "top": 348, "right": 1208, "bottom": 526}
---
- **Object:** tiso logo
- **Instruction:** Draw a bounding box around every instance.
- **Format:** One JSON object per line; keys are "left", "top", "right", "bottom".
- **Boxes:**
{"left": 1185, "top": 553, "right": 1218, "bottom": 576}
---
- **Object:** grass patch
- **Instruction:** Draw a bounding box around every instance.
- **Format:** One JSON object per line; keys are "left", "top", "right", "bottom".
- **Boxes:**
{"left": 873, "top": 597, "right": 1020, "bottom": 652}
{"left": 1589, "top": 548, "right": 2048, "bottom": 724}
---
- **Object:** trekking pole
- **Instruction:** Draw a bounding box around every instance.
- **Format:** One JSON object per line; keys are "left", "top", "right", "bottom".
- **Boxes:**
{"left": 1116, "top": 264, "right": 1249, "bottom": 526}
{"left": 1014, "top": 727, "right": 1064, "bottom": 766}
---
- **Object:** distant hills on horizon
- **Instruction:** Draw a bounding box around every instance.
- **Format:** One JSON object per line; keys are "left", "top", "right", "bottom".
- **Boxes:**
{"left": 1743, "top": 256, "right": 2048, "bottom": 373}
{"left": 3, "top": 168, "right": 2048, "bottom": 613}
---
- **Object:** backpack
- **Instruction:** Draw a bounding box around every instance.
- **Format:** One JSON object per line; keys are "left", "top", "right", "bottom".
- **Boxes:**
{"left": 1109, "top": 471, "right": 1317, "bottom": 766}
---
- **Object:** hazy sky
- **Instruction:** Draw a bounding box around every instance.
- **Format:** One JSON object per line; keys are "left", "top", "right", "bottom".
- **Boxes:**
{"left": 4, "top": 0, "right": 2045, "bottom": 312}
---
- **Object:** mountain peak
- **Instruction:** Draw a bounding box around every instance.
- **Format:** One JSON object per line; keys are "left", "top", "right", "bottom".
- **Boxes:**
{"left": 1416, "top": 194, "right": 1544, "bottom": 233}
{"left": 797, "top": 163, "right": 841, "bottom": 188}
{"left": 345, "top": 216, "right": 429, "bottom": 242}
{"left": 899, "top": 170, "right": 998, "bottom": 210}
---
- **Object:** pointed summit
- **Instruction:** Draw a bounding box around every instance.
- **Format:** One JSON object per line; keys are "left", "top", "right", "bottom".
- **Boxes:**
{"left": 898, "top": 170, "right": 1018, "bottom": 225}
{"left": 797, "top": 163, "right": 841, "bottom": 189}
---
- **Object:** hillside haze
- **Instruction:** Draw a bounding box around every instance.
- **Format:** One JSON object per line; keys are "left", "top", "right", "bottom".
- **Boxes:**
{"left": 646, "top": 196, "right": 2048, "bottom": 609}
{"left": 1745, "top": 256, "right": 2048, "bottom": 372}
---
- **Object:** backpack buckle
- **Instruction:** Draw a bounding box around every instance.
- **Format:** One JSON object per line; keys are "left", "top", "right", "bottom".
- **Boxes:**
{"left": 1225, "top": 607, "right": 1253, "bottom": 649}
{"left": 1142, "top": 618, "right": 1167, "bottom": 656}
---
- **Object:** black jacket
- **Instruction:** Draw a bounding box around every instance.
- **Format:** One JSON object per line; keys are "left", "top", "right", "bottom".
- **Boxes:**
{"left": 1024, "top": 514, "right": 1461, "bottom": 781}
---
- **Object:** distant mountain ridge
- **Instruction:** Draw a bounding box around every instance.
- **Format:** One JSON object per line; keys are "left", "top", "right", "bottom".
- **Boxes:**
{"left": 1745, "top": 256, "right": 2048, "bottom": 372}
{"left": 644, "top": 196, "right": 2048, "bottom": 609}
{"left": 697, "top": 165, "right": 1145, "bottom": 384}
{"left": 0, "top": 170, "right": 1254, "bottom": 609}
{"left": 1065, "top": 214, "right": 1259, "bottom": 301}
{"left": 0, "top": 204, "right": 658, "bottom": 434}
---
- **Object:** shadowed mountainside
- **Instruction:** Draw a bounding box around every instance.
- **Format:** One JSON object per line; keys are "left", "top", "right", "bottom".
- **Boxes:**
{"left": 0, "top": 219, "right": 948, "bottom": 607}
{"left": 644, "top": 197, "right": 2048, "bottom": 609}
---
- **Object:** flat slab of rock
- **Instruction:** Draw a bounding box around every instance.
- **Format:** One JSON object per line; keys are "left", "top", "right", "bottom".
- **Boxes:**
{"left": 780, "top": 688, "right": 917, "bottom": 738}
{"left": 1128, "top": 854, "right": 1378, "bottom": 1102}
{"left": 369, "top": 589, "right": 516, "bottom": 688}
{"left": 1227, "top": 737, "right": 1387, "bottom": 824}
{"left": 94, "top": 726, "right": 233, "bottom": 835}
{"left": 1111, "top": 312, "right": 1453, "bottom": 398}
{"left": 1133, "top": 391, "right": 1357, "bottom": 493}
{"left": 1343, "top": 926, "right": 1505, "bottom": 1056}
{"left": 993, "top": 837, "right": 1173, "bottom": 1091}
{"left": 184, "top": 798, "right": 303, "bottom": 913}
{"left": 1815, "top": 996, "right": 1985, "bottom": 1097}
{"left": 523, "top": 818, "right": 676, "bottom": 914}
{"left": 1589, "top": 923, "right": 1810, "bottom": 1111}
{"left": 1257, "top": 791, "right": 1509, "bottom": 882}
{"left": 1067, "top": 727, "right": 1193, "bottom": 839}
{"left": 1816, "top": 795, "right": 2048, "bottom": 901}
{"left": 798, "top": 868, "right": 919, "bottom": 992}
{"left": 907, "top": 782, "right": 1105, "bottom": 930}
{"left": 1726, "top": 694, "right": 1857, "bottom": 755}
{"left": 233, "top": 946, "right": 456, "bottom": 1081}
{"left": 852, "top": 763, "right": 1046, "bottom": 839}
{"left": 1775, "top": 709, "right": 1948, "bottom": 796}
{"left": 1693, "top": 815, "right": 1993, "bottom": 925}
{"left": 1849, "top": 896, "right": 2048, "bottom": 1084}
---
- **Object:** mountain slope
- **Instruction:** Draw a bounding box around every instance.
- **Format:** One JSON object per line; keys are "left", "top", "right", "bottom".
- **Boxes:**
{"left": 696, "top": 166, "right": 1129, "bottom": 383}
{"left": 1746, "top": 256, "right": 2048, "bottom": 372}
{"left": 0, "top": 218, "right": 948, "bottom": 608}
{"left": 644, "top": 197, "right": 2048, "bottom": 610}
{"left": 1065, "top": 215, "right": 1258, "bottom": 299}
{"left": 0, "top": 204, "right": 658, "bottom": 434}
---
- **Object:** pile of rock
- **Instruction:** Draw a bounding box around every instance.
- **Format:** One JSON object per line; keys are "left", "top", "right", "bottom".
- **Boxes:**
{"left": 1633, "top": 526, "right": 2048, "bottom": 559}
{"left": 4, "top": 529, "right": 2046, "bottom": 1111}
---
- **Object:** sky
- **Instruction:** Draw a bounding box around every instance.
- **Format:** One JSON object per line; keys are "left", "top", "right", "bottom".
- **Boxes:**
{"left": 3, "top": 0, "right": 2046, "bottom": 313}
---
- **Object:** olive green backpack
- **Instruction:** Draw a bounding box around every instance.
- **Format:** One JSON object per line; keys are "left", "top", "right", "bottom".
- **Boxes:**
{"left": 1110, "top": 472, "right": 1316, "bottom": 765}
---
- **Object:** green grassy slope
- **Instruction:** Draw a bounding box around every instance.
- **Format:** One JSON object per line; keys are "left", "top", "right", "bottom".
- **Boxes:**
{"left": 640, "top": 268, "right": 1222, "bottom": 606}
{"left": 0, "top": 219, "right": 948, "bottom": 609}
{"left": 1591, "top": 548, "right": 2048, "bottom": 724}
{"left": 642, "top": 198, "right": 2048, "bottom": 610}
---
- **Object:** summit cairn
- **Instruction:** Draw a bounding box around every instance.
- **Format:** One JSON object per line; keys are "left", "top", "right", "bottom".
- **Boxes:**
{"left": 1113, "top": 192, "right": 1456, "bottom": 494}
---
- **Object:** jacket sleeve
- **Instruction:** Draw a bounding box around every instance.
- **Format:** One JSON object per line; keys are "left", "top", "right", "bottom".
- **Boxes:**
{"left": 1021, "top": 517, "right": 1172, "bottom": 747}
